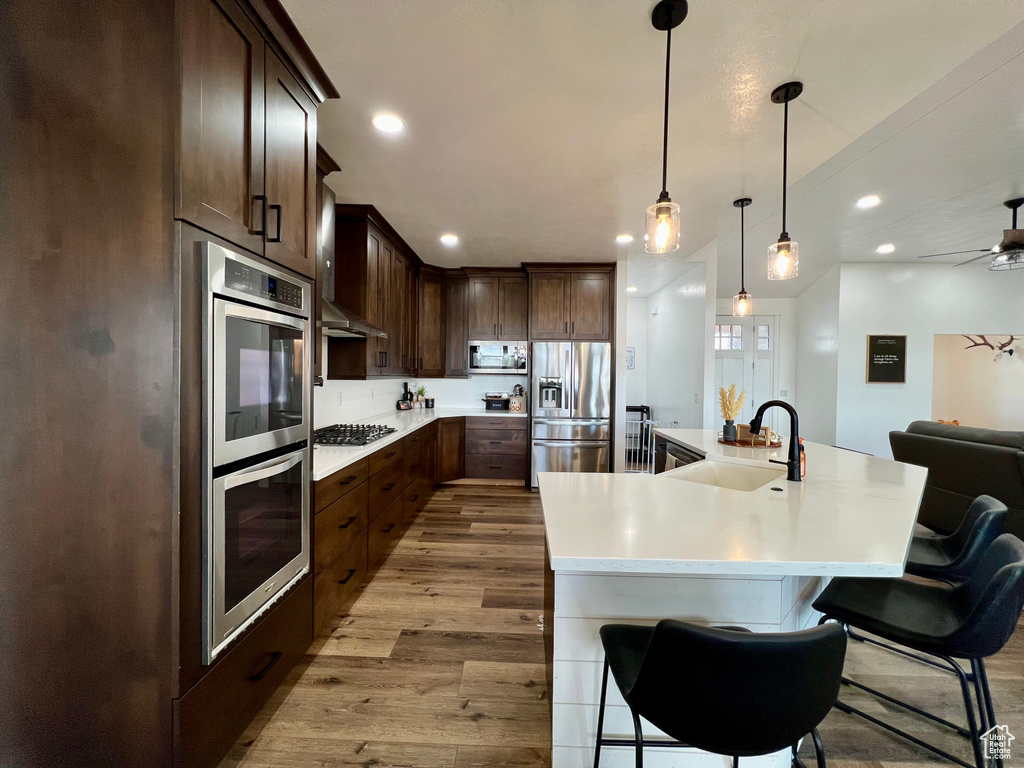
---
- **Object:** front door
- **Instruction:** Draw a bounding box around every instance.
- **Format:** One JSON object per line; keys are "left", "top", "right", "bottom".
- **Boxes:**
{"left": 714, "top": 316, "right": 780, "bottom": 433}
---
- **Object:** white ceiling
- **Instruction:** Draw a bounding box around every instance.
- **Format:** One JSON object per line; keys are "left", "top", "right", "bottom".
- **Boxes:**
{"left": 284, "top": 0, "right": 1024, "bottom": 297}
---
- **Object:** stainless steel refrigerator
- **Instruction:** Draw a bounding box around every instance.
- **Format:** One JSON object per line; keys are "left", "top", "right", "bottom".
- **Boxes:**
{"left": 531, "top": 342, "right": 612, "bottom": 487}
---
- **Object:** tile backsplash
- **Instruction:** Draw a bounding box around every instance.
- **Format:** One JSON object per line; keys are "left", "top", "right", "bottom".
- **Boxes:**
{"left": 314, "top": 375, "right": 528, "bottom": 427}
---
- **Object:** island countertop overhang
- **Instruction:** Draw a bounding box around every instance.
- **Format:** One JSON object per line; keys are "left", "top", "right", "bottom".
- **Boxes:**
{"left": 539, "top": 429, "right": 926, "bottom": 578}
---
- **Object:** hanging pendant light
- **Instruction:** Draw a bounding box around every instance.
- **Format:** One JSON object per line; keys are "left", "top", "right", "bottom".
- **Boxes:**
{"left": 732, "top": 197, "right": 753, "bottom": 317}
{"left": 644, "top": 0, "right": 688, "bottom": 254}
{"left": 767, "top": 81, "right": 803, "bottom": 280}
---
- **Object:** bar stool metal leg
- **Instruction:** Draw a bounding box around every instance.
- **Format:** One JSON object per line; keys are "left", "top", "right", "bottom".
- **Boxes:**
{"left": 593, "top": 659, "right": 609, "bottom": 768}
{"left": 811, "top": 728, "right": 826, "bottom": 768}
{"left": 632, "top": 711, "right": 644, "bottom": 768}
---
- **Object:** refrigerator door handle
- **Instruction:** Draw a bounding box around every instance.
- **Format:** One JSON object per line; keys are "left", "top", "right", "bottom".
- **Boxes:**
{"left": 532, "top": 440, "right": 610, "bottom": 448}
{"left": 564, "top": 347, "right": 571, "bottom": 413}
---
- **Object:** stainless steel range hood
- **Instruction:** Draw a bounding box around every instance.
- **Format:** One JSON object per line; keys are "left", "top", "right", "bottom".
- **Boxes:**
{"left": 320, "top": 299, "right": 388, "bottom": 339}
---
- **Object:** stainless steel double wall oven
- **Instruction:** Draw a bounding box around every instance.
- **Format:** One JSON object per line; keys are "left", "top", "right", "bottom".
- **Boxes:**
{"left": 202, "top": 242, "right": 312, "bottom": 663}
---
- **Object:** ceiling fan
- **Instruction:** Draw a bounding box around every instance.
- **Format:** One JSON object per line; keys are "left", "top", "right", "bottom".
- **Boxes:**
{"left": 918, "top": 197, "right": 1024, "bottom": 270}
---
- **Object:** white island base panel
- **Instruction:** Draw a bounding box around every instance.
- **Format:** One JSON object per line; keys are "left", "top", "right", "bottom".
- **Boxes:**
{"left": 551, "top": 570, "right": 827, "bottom": 768}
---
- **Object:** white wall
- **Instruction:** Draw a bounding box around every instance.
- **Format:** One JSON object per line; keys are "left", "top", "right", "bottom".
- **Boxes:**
{"left": 643, "top": 260, "right": 711, "bottom": 428}
{"left": 623, "top": 297, "right": 648, "bottom": 406}
{"left": 795, "top": 266, "right": 841, "bottom": 446}
{"left": 834, "top": 262, "right": 1024, "bottom": 457}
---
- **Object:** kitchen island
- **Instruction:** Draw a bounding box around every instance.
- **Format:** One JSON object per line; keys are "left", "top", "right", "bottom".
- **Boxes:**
{"left": 539, "top": 429, "right": 927, "bottom": 768}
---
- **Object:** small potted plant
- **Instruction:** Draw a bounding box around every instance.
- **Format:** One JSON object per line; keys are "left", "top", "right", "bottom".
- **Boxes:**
{"left": 719, "top": 384, "right": 745, "bottom": 443}
{"left": 416, "top": 385, "right": 427, "bottom": 408}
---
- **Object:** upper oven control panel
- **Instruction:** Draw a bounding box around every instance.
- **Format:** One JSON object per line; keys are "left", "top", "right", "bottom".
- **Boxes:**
{"left": 204, "top": 241, "right": 310, "bottom": 318}
{"left": 224, "top": 259, "right": 303, "bottom": 310}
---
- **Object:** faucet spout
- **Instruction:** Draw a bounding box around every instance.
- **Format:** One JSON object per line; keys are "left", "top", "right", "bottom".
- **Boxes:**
{"left": 748, "top": 400, "right": 801, "bottom": 482}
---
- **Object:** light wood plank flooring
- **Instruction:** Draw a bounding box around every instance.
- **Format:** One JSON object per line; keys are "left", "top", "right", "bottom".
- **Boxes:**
{"left": 221, "top": 484, "right": 1023, "bottom": 768}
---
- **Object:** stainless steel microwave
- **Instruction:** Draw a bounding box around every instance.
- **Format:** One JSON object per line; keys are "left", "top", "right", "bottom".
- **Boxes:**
{"left": 468, "top": 342, "right": 527, "bottom": 375}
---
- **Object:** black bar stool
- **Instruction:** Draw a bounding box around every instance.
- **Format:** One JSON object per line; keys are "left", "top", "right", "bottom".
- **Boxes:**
{"left": 593, "top": 620, "right": 847, "bottom": 768}
{"left": 813, "top": 533, "right": 1024, "bottom": 768}
{"left": 907, "top": 495, "right": 1008, "bottom": 582}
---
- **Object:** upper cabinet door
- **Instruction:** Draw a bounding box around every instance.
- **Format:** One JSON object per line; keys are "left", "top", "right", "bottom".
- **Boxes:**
{"left": 570, "top": 272, "right": 612, "bottom": 341}
{"left": 264, "top": 50, "right": 317, "bottom": 279}
{"left": 529, "top": 273, "right": 571, "bottom": 340}
{"left": 446, "top": 276, "right": 469, "bottom": 377}
{"left": 178, "top": 0, "right": 266, "bottom": 255}
{"left": 498, "top": 276, "right": 528, "bottom": 340}
{"left": 467, "top": 276, "right": 499, "bottom": 340}
{"left": 418, "top": 273, "right": 445, "bottom": 377}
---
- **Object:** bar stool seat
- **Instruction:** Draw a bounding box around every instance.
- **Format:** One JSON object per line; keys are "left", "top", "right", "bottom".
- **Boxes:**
{"left": 812, "top": 577, "right": 962, "bottom": 657}
{"left": 599, "top": 623, "right": 655, "bottom": 693}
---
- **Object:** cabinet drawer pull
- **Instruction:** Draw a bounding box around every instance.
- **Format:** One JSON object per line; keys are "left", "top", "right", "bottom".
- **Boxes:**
{"left": 338, "top": 475, "right": 358, "bottom": 486}
{"left": 409, "top": 494, "right": 419, "bottom": 502}
{"left": 410, "top": 463, "right": 419, "bottom": 471}
{"left": 489, "top": 441, "right": 502, "bottom": 444}
{"left": 268, "top": 204, "right": 283, "bottom": 243}
{"left": 381, "top": 483, "right": 395, "bottom": 492}
{"left": 338, "top": 516, "right": 357, "bottom": 529}
{"left": 252, "top": 195, "right": 268, "bottom": 235}
{"left": 385, "top": 451, "right": 397, "bottom": 459}
{"left": 249, "top": 651, "right": 282, "bottom": 682}
{"left": 381, "top": 523, "right": 395, "bottom": 533}
{"left": 337, "top": 568, "right": 357, "bottom": 585}
{"left": 489, "top": 465, "right": 502, "bottom": 470}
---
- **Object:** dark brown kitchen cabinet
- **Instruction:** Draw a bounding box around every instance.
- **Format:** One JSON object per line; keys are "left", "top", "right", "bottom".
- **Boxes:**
{"left": 498, "top": 276, "right": 529, "bottom": 339}
{"left": 178, "top": 0, "right": 266, "bottom": 256}
{"left": 526, "top": 266, "right": 614, "bottom": 342}
{"left": 467, "top": 275, "right": 499, "bottom": 339}
{"left": 418, "top": 269, "right": 446, "bottom": 377}
{"left": 445, "top": 274, "right": 469, "bottom": 377}
{"left": 437, "top": 417, "right": 466, "bottom": 482}
{"left": 529, "top": 272, "right": 572, "bottom": 339}
{"left": 315, "top": 145, "right": 340, "bottom": 385}
{"left": 263, "top": 49, "right": 317, "bottom": 278}
{"left": 178, "top": 0, "right": 318, "bottom": 280}
{"left": 404, "top": 260, "right": 418, "bottom": 374}
{"left": 570, "top": 272, "right": 612, "bottom": 340}
{"left": 467, "top": 273, "right": 528, "bottom": 341}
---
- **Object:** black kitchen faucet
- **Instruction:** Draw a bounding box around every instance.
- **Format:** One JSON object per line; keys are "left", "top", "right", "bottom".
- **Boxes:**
{"left": 748, "top": 400, "right": 802, "bottom": 482}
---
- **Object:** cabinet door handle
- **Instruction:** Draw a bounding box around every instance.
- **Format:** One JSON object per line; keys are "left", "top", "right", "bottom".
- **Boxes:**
{"left": 252, "top": 195, "right": 268, "bottom": 235}
{"left": 381, "top": 523, "right": 395, "bottom": 533}
{"left": 419, "top": 357, "right": 423, "bottom": 369}
{"left": 268, "top": 204, "right": 283, "bottom": 243}
{"left": 381, "top": 483, "right": 395, "bottom": 491}
{"left": 337, "top": 568, "right": 356, "bottom": 585}
{"left": 493, "top": 323, "right": 497, "bottom": 336}
{"left": 338, "top": 516, "right": 357, "bottom": 529}
{"left": 249, "top": 651, "right": 282, "bottom": 682}
{"left": 572, "top": 321, "right": 575, "bottom": 335}
{"left": 564, "top": 321, "right": 568, "bottom": 333}
{"left": 338, "top": 475, "right": 358, "bottom": 486}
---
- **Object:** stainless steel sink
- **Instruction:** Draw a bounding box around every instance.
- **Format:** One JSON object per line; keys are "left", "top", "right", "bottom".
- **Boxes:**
{"left": 662, "top": 460, "right": 785, "bottom": 492}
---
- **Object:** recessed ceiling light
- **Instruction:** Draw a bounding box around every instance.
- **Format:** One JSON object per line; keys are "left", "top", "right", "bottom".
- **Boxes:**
{"left": 626, "top": 286, "right": 638, "bottom": 293}
{"left": 876, "top": 243, "right": 895, "bottom": 254}
{"left": 439, "top": 234, "right": 459, "bottom": 246}
{"left": 372, "top": 113, "right": 405, "bottom": 134}
{"left": 857, "top": 195, "right": 881, "bottom": 209}
{"left": 616, "top": 234, "right": 634, "bottom": 244}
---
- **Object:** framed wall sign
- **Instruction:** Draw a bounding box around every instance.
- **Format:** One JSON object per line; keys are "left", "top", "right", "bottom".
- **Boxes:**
{"left": 866, "top": 335, "right": 907, "bottom": 383}
{"left": 625, "top": 347, "right": 635, "bottom": 371}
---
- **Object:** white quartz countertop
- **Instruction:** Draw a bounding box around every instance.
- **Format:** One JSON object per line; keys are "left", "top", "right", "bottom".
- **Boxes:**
{"left": 539, "top": 428, "right": 926, "bottom": 578}
{"left": 312, "top": 407, "right": 526, "bottom": 481}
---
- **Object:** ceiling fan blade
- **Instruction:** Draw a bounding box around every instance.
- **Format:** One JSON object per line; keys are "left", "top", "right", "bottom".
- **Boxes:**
{"left": 917, "top": 249, "right": 992, "bottom": 259}
{"left": 953, "top": 252, "right": 996, "bottom": 267}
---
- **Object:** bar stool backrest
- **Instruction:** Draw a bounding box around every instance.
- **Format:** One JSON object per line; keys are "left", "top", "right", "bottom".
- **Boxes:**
{"left": 948, "top": 533, "right": 1024, "bottom": 658}
{"left": 946, "top": 495, "right": 1009, "bottom": 567}
{"left": 627, "top": 620, "right": 847, "bottom": 757}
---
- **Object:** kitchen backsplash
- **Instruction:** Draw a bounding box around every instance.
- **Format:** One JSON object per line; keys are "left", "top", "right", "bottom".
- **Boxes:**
{"left": 314, "top": 375, "right": 529, "bottom": 427}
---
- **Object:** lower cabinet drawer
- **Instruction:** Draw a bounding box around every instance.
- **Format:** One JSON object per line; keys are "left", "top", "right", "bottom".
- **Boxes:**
{"left": 402, "top": 481, "right": 426, "bottom": 526}
{"left": 313, "top": 530, "right": 368, "bottom": 636}
{"left": 466, "top": 429, "right": 528, "bottom": 455}
{"left": 465, "top": 453, "right": 527, "bottom": 479}
{"left": 173, "top": 577, "right": 312, "bottom": 768}
{"left": 368, "top": 458, "right": 404, "bottom": 512}
{"left": 314, "top": 483, "right": 367, "bottom": 575}
{"left": 402, "top": 444, "right": 426, "bottom": 489}
{"left": 368, "top": 495, "right": 402, "bottom": 572}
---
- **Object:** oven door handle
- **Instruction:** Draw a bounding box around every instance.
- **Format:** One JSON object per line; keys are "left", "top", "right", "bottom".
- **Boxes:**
{"left": 223, "top": 452, "right": 304, "bottom": 490}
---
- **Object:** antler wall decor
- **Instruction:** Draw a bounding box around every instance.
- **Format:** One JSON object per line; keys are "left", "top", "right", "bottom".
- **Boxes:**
{"left": 961, "top": 335, "right": 1019, "bottom": 360}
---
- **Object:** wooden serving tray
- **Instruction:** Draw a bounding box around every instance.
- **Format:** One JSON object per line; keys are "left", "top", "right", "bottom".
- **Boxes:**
{"left": 718, "top": 437, "right": 782, "bottom": 448}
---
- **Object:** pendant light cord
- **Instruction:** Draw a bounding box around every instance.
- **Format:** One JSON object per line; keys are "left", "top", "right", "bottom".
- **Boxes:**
{"left": 740, "top": 204, "right": 746, "bottom": 292}
{"left": 660, "top": 26, "right": 671, "bottom": 199}
{"left": 781, "top": 98, "right": 789, "bottom": 235}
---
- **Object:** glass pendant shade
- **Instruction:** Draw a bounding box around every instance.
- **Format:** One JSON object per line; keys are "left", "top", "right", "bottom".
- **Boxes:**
{"left": 644, "top": 200, "right": 681, "bottom": 254}
{"left": 767, "top": 237, "right": 799, "bottom": 280}
{"left": 732, "top": 291, "right": 752, "bottom": 317}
